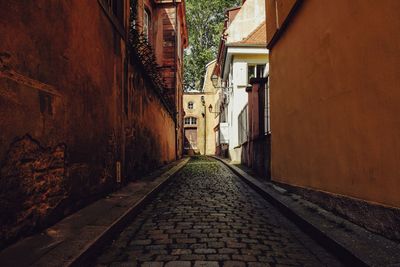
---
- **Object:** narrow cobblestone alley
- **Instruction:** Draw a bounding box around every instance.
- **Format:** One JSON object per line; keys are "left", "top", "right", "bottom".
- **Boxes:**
{"left": 95, "top": 157, "right": 342, "bottom": 267}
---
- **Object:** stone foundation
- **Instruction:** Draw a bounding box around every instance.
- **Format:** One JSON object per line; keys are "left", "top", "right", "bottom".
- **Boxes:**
{"left": 0, "top": 135, "right": 67, "bottom": 248}
{"left": 276, "top": 182, "right": 400, "bottom": 242}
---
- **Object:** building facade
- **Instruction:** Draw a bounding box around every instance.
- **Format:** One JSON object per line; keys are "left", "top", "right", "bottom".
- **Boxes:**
{"left": 0, "top": 0, "right": 187, "bottom": 248}
{"left": 266, "top": 0, "right": 400, "bottom": 240}
{"left": 245, "top": 75, "right": 271, "bottom": 178}
{"left": 183, "top": 61, "right": 219, "bottom": 155}
{"left": 213, "top": 0, "right": 269, "bottom": 163}
{"left": 135, "top": 0, "right": 188, "bottom": 159}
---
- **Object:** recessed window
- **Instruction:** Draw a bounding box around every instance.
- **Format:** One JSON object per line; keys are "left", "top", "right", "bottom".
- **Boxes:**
{"left": 188, "top": 101, "right": 194, "bottom": 110}
{"left": 184, "top": 117, "right": 197, "bottom": 125}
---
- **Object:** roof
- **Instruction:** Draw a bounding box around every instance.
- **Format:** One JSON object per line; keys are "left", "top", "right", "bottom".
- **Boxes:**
{"left": 205, "top": 59, "right": 217, "bottom": 68}
{"left": 229, "top": 22, "right": 267, "bottom": 46}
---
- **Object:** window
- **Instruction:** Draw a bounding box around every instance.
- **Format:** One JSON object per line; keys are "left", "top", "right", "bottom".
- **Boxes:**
{"left": 188, "top": 101, "right": 194, "bottom": 110}
{"left": 248, "top": 64, "right": 266, "bottom": 83}
{"left": 143, "top": 9, "right": 150, "bottom": 41}
{"left": 265, "top": 77, "right": 271, "bottom": 134}
{"left": 177, "top": 23, "right": 182, "bottom": 60}
{"left": 184, "top": 117, "right": 197, "bottom": 125}
{"left": 248, "top": 65, "right": 255, "bottom": 83}
{"left": 238, "top": 105, "right": 248, "bottom": 145}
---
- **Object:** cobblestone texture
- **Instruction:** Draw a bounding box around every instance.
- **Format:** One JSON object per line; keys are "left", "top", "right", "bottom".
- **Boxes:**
{"left": 96, "top": 157, "right": 343, "bottom": 267}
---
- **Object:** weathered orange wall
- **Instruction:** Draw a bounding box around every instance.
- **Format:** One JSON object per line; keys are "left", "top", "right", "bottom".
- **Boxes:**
{"left": 137, "top": 0, "right": 187, "bottom": 158}
{"left": 270, "top": 0, "right": 400, "bottom": 208}
{"left": 125, "top": 68, "right": 176, "bottom": 175}
{"left": 0, "top": 0, "right": 177, "bottom": 247}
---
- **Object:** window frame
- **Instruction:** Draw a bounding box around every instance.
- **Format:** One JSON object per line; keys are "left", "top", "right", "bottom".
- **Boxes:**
{"left": 247, "top": 64, "right": 267, "bottom": 83}
{"left": 184, "top": 116, "right": 197, "bottom": 126}
{"left": 143, "top": 8, "right": 150, "bottom": 42}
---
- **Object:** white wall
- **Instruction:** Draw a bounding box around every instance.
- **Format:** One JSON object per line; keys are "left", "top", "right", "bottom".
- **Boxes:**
{"left": 226, "top": 0, "right": 266, "bottom": 44}
{"left": 226, "top": 54, "right": 268, "bottom": 162}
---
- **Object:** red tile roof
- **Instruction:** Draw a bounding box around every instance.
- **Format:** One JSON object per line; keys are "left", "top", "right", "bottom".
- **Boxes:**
{"left": 230, "top": 22, "right": 267, "bottom": 46}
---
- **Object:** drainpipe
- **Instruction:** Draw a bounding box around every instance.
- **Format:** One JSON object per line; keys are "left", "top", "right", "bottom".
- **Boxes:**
{"left": 201, "top": 96, "right": 206, "bottom": 155}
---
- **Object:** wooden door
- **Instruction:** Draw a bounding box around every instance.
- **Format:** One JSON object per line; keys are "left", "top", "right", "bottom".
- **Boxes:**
{"left": 184, "top": 128, "right": 198, "bottom": 149}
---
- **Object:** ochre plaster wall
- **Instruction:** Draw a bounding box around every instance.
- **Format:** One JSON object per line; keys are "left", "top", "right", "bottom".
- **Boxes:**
{"left": 270, "top": 0, "right": 400, "bottom": 208}
{"left": 183, "top": 92, "right": 217, "bottom": 155}
{"left": 125, "top": 69, "right": 176, "bottom": 176}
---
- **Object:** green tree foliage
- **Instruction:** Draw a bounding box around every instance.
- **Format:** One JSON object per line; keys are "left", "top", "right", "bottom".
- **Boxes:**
{"left": 184, "top": 0, "right": 241, "bottom": 91}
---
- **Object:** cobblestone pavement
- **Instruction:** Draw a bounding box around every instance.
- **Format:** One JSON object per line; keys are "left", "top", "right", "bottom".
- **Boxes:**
{"left": 96, "top": 157, "right": 343, "bottom": 267}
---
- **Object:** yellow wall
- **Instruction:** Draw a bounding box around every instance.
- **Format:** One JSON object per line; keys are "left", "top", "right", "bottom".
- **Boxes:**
{"left": 269, "top": 0, "right": 400, "bottom": 208}
{"left": 183, "top": 62, "right": 218, "bottom": 155}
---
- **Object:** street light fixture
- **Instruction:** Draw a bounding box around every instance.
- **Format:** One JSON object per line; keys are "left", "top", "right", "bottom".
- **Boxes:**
{"left": 211, "top": 73, "right": 232, "bottom": 94}
{"left": 208, "top": 104, "right": 219, "bottom": 114}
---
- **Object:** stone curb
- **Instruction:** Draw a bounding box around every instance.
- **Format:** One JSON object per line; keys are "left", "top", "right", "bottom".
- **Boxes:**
{"left": 0, "top": 157, "right": 190, "bottom": 267}
{"left": 212, "top": 156, "right": 400, "bottom": 267}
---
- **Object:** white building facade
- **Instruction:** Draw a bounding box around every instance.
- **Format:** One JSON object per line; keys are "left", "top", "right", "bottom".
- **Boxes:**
{"left": 213, "top": 0, "right": 268, "bottom": 162}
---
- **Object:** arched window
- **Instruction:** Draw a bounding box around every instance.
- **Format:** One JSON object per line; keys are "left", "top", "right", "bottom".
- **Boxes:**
{"left": 184, "top": 117, "right": 197, "bottom": 125}
{"left": 188, "top": 101, "right": 194, "bottom": 110}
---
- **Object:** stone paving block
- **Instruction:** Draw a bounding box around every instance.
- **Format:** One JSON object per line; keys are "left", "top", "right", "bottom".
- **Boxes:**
{"left": 219, "top": 248, "right": 239, "bottom": 254}
{"left": 164, "top": 261, "right": 191, "bottom": 267}
{"left": 130, "top": 239, "right": 152, "bottom": 246}
{"left": 194, "top": 248, "right": 217, "bottom": 254}
{"left": 142, "top": 262, "right": 164, "bottom": 267}
{"left": 207, "top": 241, "right": 225, "bottom": 248}
{"left": 226, "top": 241, "right": 247, "bottom": 249}
{"left": 176, "top": 238, "right": 197, "bottom": 244}
{"left": 154, "top": 239, "right": 173, "bottom": 245}
{"left": 171, "top": 249, "right": 192, "bottom": 255}
{"left": 150, "top": 234, "right": 169, "bottom": 240}
{"left": 206, "top": 254, "right": 231, "bottom": 261}
{"left": 193, "top": 261, "right": 219, "bottom": 267}
{"left": 222, "top": 261, "right": 246, "bottom": 267}
{"left": 170, "top": 243, "right": 190, "bottom": 249}
{"left": 248, "top": 262, "right": 271, "bottom": 267}
{"left": 110, "top": 262, "right": 138, "bottom": 267}
{"left": 231, "top": 254, "right": 257, "bottom": 261}
{"left": 155, "top": 255, "right": 179, "bottom": 261}
{"left": 179, "top": 254, "right": 207, "bottom": 261}
{"left": 190, "top": 243, "right": 207, "bottom": 249}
